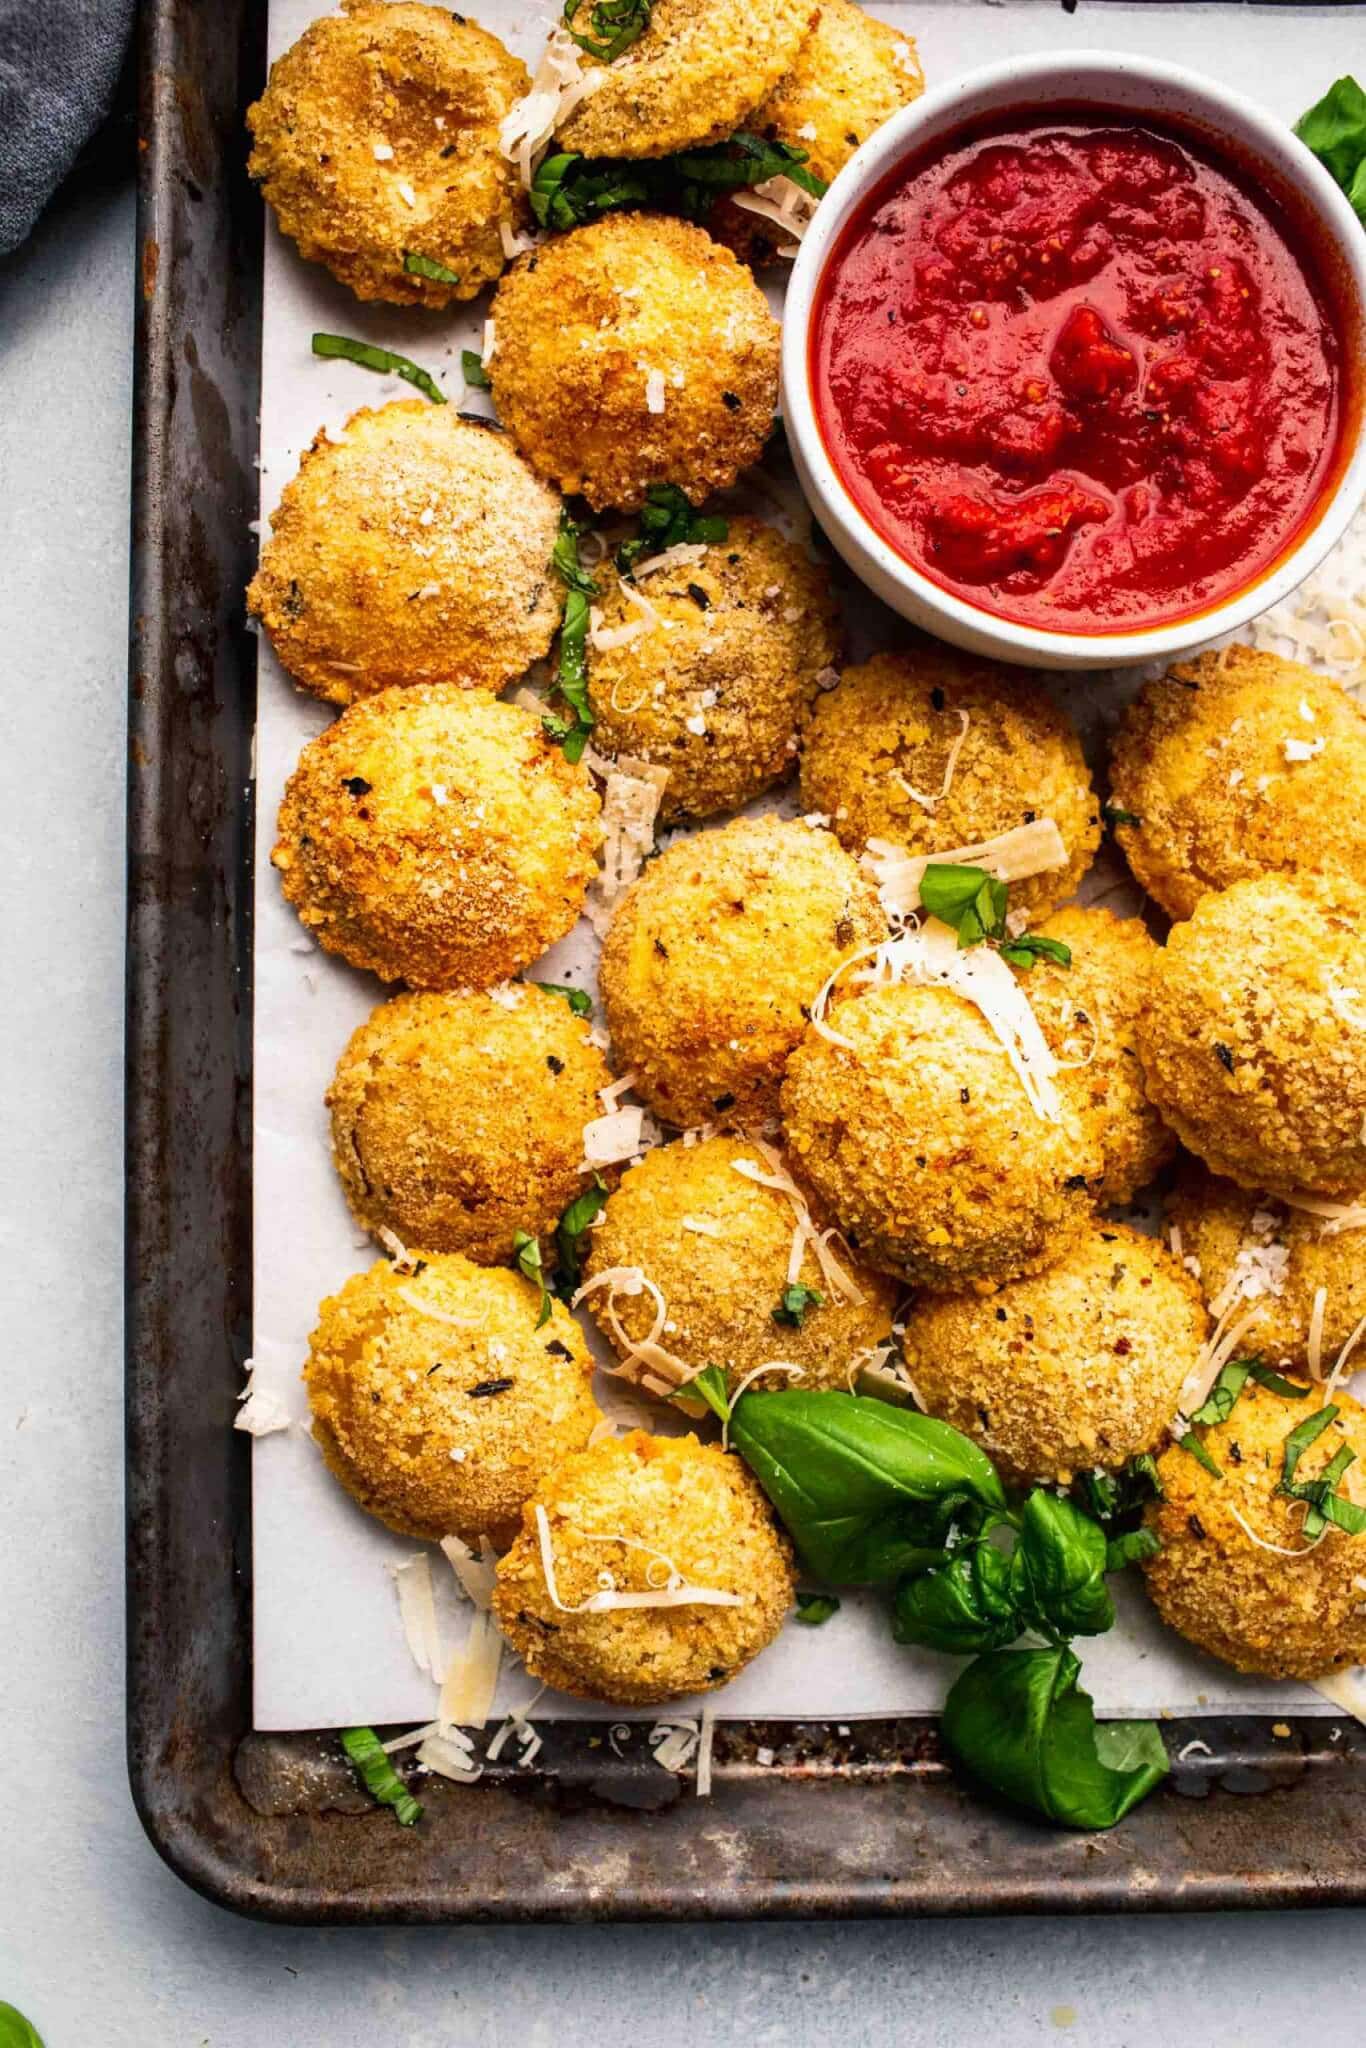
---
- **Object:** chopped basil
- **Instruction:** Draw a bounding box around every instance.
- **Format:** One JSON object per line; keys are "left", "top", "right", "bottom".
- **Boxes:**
{"left": 794, "top": 1591, "right": 841, "bottom": 1626}
{"left": 1295, "top": 76, "right": 1366, "bottom": 223}
{"left": 564, "top": 0, "right": 652, "bottom": 62}
{"left": 531, "top": 151, "right": 650, "bottom": 231}
{"left": 461, "top": 348, "right": 492, "bottom": 390}
{"left": 667, "top": 129, "right": 827, "bottom": 208}
{"left": 1174, "top": 1430, "right": 1221, "bottom": 1477}
{"left": 998, "top": 932, "right": 1073, "bottom": 972}
{"left": 1188, "top": 1357, "right": 1255, "bottom": 1428}
{"left": 1105, "top": 1527, "right": 1160, "bottom": 1572}
{"left": 555, "top": 1176, "right": 608, "bottom": 1295}
{"left": 772, "top": 1282, "right": 823, "bottom": 1329}
{"left": 532, "top": 979, "right": 593, "bottom": 1017}
{"left": 670, "top": 1363, "right": 732, "bottom": 1424}
{"left": 1277, "top": 1404, "right": 1366, "bottom": 1534}
{"left": 544, "top": 509, "right": 598, "bottom": 762}
{"left": 341, "top": 1726, "right": 422, "bottom": 1825}
{"left": 1102, "top": 802, "right": 1142, "bottom": 829}
{"left": 403, "top": 251, "right": 461, "bottom": 284}
{"left": 1078, "top": 1453, "right": 1163, "bottom": 1527}
{"left": 513, "top": 1229, "right": 553, "bottom": 1328}
{"left": 527, "top": 129, "right": 827, "bottom": 237}
{"left": 616, "top": 482, "right": 728, "bottom": 577}
{"left": 312, "top": 331, "right": 445, "bottom": 404}
{"left": 1281, "top": 1402, "right": 1339, "bottom": 1485}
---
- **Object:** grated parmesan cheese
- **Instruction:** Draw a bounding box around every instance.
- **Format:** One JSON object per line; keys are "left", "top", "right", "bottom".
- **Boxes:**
{"left": 395, "top": 1285, "right": 486, "bottom": 1329}
{"left": 417, "top": 1727, "right": 484, "bottom": 1784}
{"left": 1311, "top": 1670, "right": 1366, "bottom": 1722}
{"left": 731, "top": 175, "right": 820, "bottom": 257}
{"left": 388, "top": 1553, "right": 444, "bottom": 1681}
{"left": 438, "top": 1605, "right": 503, "bottom": 1728}
{"left": 589, "top": 585, "right": 662, "bottom": 651}
{"left": 892, "top": 709, "right": 972, "bottom": 812}
{"left": 498, "top": 26, "right": 603, "bottom": 188}
{"left": 582, "top": 1104, "right": 647, "bottom": 1167}
{"left": 696, "top": 1705, "right": 716, "bottom": 1797}
{"left": 730, "top": 1139, "right": 864, "bottom": 1302}
{"left": 234, "top": 1363, "right": 291, "bottom": 1437}
{"left": 533, "top": 1504, "right": 744, "bottom": 1614}
{"left": 440, "top": 1533, "right": 497, "bottom": 1611}
{"left": 582, "top": 751, "right": 670, "bottom": 935}
{"left": 631, "top": 541, "right": 710, "bottom": 579}
{"left": 644, "top": 368, "right": 667, "bottom": 414}
{"left": 1280, "top": 1194, "right": 1366, "bottom": 1236}
{"left": 571, "top": 1266, "right": 692, "bottom": 1388}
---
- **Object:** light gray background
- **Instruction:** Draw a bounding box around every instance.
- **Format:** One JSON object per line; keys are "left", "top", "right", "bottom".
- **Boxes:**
{"left": 4, "top": 163, "right": 1366, "bottom": 2048}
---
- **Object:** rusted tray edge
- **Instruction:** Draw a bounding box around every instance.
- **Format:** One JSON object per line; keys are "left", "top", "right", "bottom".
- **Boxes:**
{"left": 125, "top": 0, "right": 1366, "bottom": 1923}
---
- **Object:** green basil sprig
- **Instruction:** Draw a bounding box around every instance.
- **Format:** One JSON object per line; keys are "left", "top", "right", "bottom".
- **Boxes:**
{"left": 616, "top": 482, "right": 729, "bottom": 577}
{"left": 670, "top": 1364, "right": 732, "bottom": 1425}
{"left": 942, "top": 1646, "right": 1169, "bottom": 1831}
{"left": 893, "top": 1490, "right": 1116, "bottom": 1654}
{"left": 1296, "top": 76, "right": 1366, "bottom": 223}
{"left": 728, "top": 1389, "right": 1006, "bottom": 1585}
{"left": 0, "top": 2006, "right": 45, "bottom": 2048}
{"left": 918, "top": 860, "right": 1072, "bottom": 970}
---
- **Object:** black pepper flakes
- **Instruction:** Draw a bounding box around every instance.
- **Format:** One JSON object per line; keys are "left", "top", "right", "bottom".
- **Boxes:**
{"left": 1215, "top": 1043, "right": 1235, "bottom": 1072}
{"left": 546, "top": 1054, "right": 564, "bottom": 1075}
{"left": 930, "top": 686, "right": 945, "bottom": 711}
{"left": 1188, "top": 1513, "right": 1207, "bottom": 1540}
{"left": 546, "top": 1340, "right": 572, "bottom": 1361}
{"left": 343, "top": 775, "right": 371, "bottom": 796}
{"left": 722, "top": 390, "right": 742, "bottom": 411}
{"left": 468, "top": 1377, "right": 515, "bottom": 1398}
{"left": 686, "top": 583, "right": 711, "bottom": 610}
{"left": 712, "top": 1092, "right": 736, "bottom": 1112}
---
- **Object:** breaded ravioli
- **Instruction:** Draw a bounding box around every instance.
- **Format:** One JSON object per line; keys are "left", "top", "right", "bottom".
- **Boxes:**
{"left": 586, "top": 516, "right": 840, "bottom": 820}
{"left": 781, "top": 983, "right": 1102, "bottom": 1291}
{"left": 1142, "top": 1380, "right": 1366, "bottom": 1679}
{"left": 328, "top": 984, "right": 613, "bottom": 1264}
{"left": 488, "top": 215, "right": 780, "bottom": 511}
{"left": 247, "top": 0, "right": 529, "bottom": 305}
{"left": 1135, "top": 872, "right": 1366, "bottom": 1199}
{"left": 598, "top": 815, "right": 886, "bottom": 1127}
{"left": 492, "top": 1431, "right": 795, "bottom": 1702}
{"left": 1109, "top": 645, "right": 1366, "bottom": 920}
{"left": 555, "top": 0, "right": 816, "bottom": 159}
{"left": 247, "top": 403, "right": 562, "bottom": 706}
{"left": 1019, "top": 905, "right": 1176, "bottom": 1206}
{"left": 272, "top": 684, "right": 601, "bottom": 988}
{"left": 799, "top": 646, "right": 1099, "bottom": 921}
{"left": 581, "top": 1134, "right": 901, "bottom": 1395}
{"left": 1167, "top": 1163, "right": 1366, "bottom": 1379}
{"left": 304, "top": 1253, "right": 600, "bottom": 1547}
{"left": 753, "top": 0, "right": 924, "bottom": 184}
{"left": 900, "top": 1224, "right": 1206, "bottom": 1488}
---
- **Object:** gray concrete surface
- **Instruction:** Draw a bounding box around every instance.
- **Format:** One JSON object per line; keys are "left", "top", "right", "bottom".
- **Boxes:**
{"left": 4, "top": 168, "right": 1366, "bottom": 2048}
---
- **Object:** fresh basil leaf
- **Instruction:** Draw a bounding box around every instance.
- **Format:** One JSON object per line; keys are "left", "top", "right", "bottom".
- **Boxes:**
{"left": 1102, "top": 802, "right": 1142, "bottom": 828}
{"left": 0, "top": 2008, "right": 45, "bottom": 2048}
{"left": 1105, "top": 1527, "right": 1160, "bottom": 1571}
{"left": 919, "top": 862, "right": 1008, "bottom": 948}
{"left": 1077, "top": 1453, "right": 1162, "bottom": 1528}
{"left": 403, "top": 251, "right": 461, "bottom": 284}
{"left": 892, "top": 1538, "right": 1020, "bottom": 1654}
{"left": 461, "top": 348, "right": 492, "bottom": 390}
{"left": 313, "top": 331, "right": 446, "bottom": 404}
{"left": 1295, "top": 76, "right": 1366, "bottom": 223}
{"left": 341, "top": 1726, "right": 422, "bottom": 1826}
{"left": 671, "top": 1364, "right": 732, "bottom": 1424}
{"left": 795, "top": 1590, "right": 841, "bottom": 1626}
{"left": 555, "top": 1177, "right": 608, "bottom": 1295}
{"left": 513, "top": 1228, "right": 553, "bottom": 1328}
{"left": 531, "top": 979, "right": 593, "bottom": 1017}
{"left": 728, "top": 1389, "right": 1007, "bottom": 1585}
{"left": 564, "top": 0, "right": 652, "bottom": 62}
{"left": 999, "top": 932, "right": 1073, "bottom": 972}
{"left": 772, "top": 1282, "right": 823, "bottom": 1328}
{"left": 942, "top": 1646, "right": 1168, "bottom": 1830}
{"left": 1010, "top": 1489, "right": 1115, "bottom": 1639}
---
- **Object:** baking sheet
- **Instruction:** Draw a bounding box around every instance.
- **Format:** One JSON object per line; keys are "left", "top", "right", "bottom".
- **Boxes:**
{"left": 251, "top": 0, "right": 1365, "bottom": 1731}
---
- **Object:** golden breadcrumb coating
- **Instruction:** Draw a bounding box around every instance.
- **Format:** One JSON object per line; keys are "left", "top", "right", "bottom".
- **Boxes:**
{"left": 272, "top": 684, "right": 601, "bottom": 989}
{"left": 1135, "top": 872, "right": 1366, "bottom": 1199}
{"left": 488, "top": 214, "right": 780, "bottom": 511}
{"left": 1021, "top": 905, "right": 1176, "bottom": 1206}
{"left": 1166, "top": 1162, "right": 1366, "bottom": 1378}
{"left": 582, "top": 1133, "right": 901, "bottom": 1394}
{"left": 1109, "top": 645, "right": 1366, "bottom": 920}
{"left": 304, "top": 1253, "right": 600, "bottom": 1547}
{"left": 781, "top": 983, "right": 1103, "bottom": 1292}
{"left": 586, "top": 517, "right": 840, "bottom": 820}
{"left": 555, "top": 0, "right": 816, "bottom": 159}
{"left": 247, "top": 403, "right": 562, "bottom": 706}
{"left": 799, "top": 646, "right": 1099, "bottom": 921}
{"left": 598, "top": 815, "right": 886, "bottom": 1127}
{"left": 901, "top": 1223, "right": 1206, "bottom": 1489}
{"left": 753, "top": 0, "right": 924, "bottom": 184}
{"left": 247, "top": 0, "right": 529, "bottom": 305}
{"left": 328, "top": 984, "right": 613, "bottom": 1263}
{"left": 492, "top": 1430, "right": 795, "bottom": 1702}
{"left": 1142, "top": 1381, "right": 1366, "bottom": 1679}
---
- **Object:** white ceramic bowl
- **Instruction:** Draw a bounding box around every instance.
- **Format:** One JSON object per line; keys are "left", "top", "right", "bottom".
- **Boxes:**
{"left": 782, "top": 51, "right": 1366, "bottom": 671}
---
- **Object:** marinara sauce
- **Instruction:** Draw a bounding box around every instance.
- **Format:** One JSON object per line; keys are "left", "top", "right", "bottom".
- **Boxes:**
{"left": 812, "top": 114, "right": 1347, "bottom": 633}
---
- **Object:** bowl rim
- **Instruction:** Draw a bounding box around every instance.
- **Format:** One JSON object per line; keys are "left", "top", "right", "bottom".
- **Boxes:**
{"left": 781, "top": 48, "right": 1366, "bottom": 667}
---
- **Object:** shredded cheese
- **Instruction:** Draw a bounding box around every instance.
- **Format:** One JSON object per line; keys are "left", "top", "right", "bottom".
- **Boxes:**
{"left": 532, "top": 1505, "right": 743, "bottom": 1613}
{"left": 1312, "top": 1670, "right": 1366, "bottom": 1723}
{"left": 1177, "top": 1300, "right": 1267, "bottom": 1421}
{"left": 395, "top": 1285, "right": 485, "bottom": 1329}
{"left": 377, "top": 1224, "right": 419, "bottom": 1271}
{"left": 650, "top": 1719, "right": 700, "bottom": 1772}
{"left": 1227, "top": 1503, "right": 1324, "bottom": 1558}
{"left": 388, "top": 1554, "right": 444, "bottom": 1681}
{"left": 438, "top": 1606, "right": 503, "bottom": 1728}
{"left": 695, "top": 1705, "right": 716, "bottom": 1797}
{"left": 731, "top": 175, "right": 820, "bottom": 256}
{"left": 439, "top": 1534, "right": 497, "bottom": 1611}
{"left": 730, "top": 1138, "right": 864, "bottom": 1303}
{"left": 1280, "top": 1194, "right": 1366, "bottom": 1236}
{"left": 416, "top": 1728, "right": 484, "bottom": 1784}
{"left": 499, "top": 26, "right": 602, "bottom": 188}
{"left": 572, "top": 1266, "right": 692, "bottom": 1388}
{"left": 644, "top": 367, "right": 667, "bottom": 414}
{"left": 632, "top": 541, "right": 710, "bottom": 579}
{"left": 891, "top": 709, "right": 972, "bottom": 812}
{"left": 234, "top": 1365, "right": 291, "bottom": 1437}
{"left": 583, "top": 752, "right": 670, "bottom": 935}
{"left": 1308, "top": 1285, "right": 1329, "bottom": 1380}
{"left": 581, "top": 1104, "right": 646, "bottom": 1167}
{"left": 681, "top": 1214, "right": 724, "bottom": 1238}
{"left": 589, "top": 584, "right": 662, "bottom": 650}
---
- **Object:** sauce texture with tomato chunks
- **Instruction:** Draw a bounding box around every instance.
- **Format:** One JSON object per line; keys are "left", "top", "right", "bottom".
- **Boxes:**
{"left": 812, "top": 116, "right": 1346, "bottom": 633}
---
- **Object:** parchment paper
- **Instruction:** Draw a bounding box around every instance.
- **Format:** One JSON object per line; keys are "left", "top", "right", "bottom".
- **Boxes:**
{"left": 251, "top": 0, "right": 1365, "bottom": 1730}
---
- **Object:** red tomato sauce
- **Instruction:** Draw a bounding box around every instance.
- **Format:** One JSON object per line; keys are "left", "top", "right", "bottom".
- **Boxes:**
{"left": 812, "top": 114, "right": 1348, "bottom": 634}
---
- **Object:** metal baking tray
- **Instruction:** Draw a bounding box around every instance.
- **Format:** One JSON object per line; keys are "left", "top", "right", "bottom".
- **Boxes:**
{"left": 126, "top": 0, "right": 1366, "bottom": 1921}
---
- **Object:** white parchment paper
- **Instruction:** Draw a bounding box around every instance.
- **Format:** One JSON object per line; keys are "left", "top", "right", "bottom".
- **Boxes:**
{"left": 251, "top": 0, "right": 1365, "bottom": 1729}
